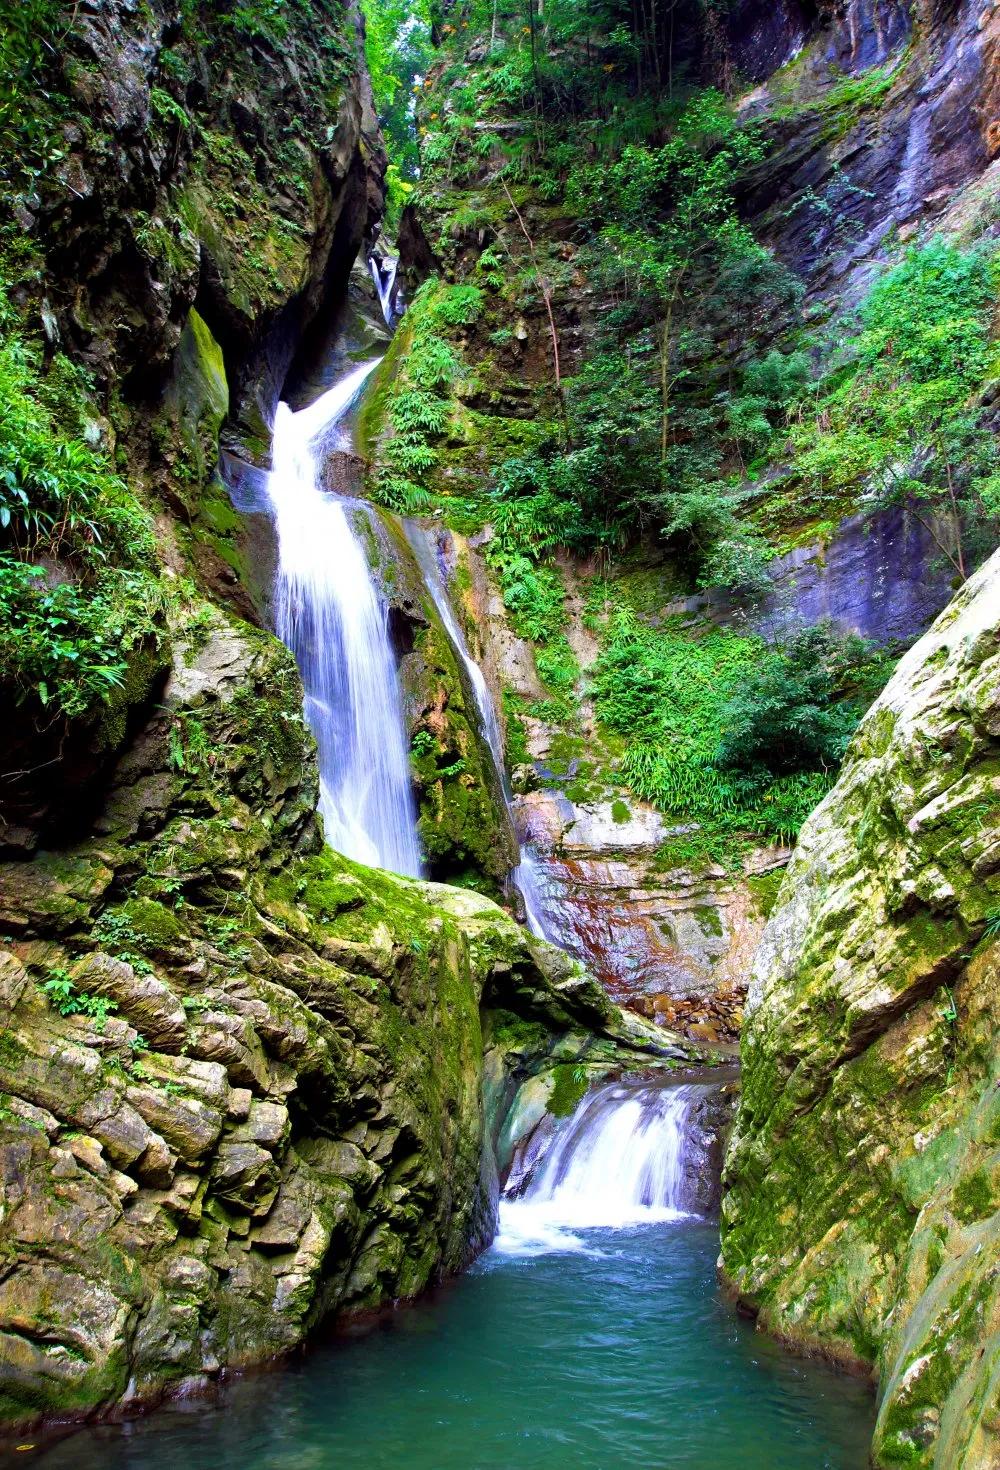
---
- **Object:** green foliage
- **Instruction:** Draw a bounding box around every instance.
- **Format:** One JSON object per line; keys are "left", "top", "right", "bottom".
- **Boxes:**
{"left": 90, "top": 910, "right": 156, "bottom": 975}
{"left": 40, "top": 970, "right": 119, "bottom": 1031}
{"left": 360, "top": 0, "right": 431, "bottom": 202}
{"left": 788, "top": 240, "right": 1000, "bottom": 578}
{"left": 223, "top": 0, "right": 290, "bottom": 44}
{"left": 149, "top": 87, "right": 189, "bottom": 129}
{"left": 715, "top": 621, "right": 893, "bottom": 775}
{"left": 408, "top": 77, "right": 792, "bottom": 585}
{"left": 181, "top": 993, "right": 214, "bottom": 1014}
{"left": 412, "top": 726, "right": 466, "bottom": 779}
{"left": 0, "top": 316, "right": 165, "bottom": 720}
{"left": 482, "top": 516, "right": 579, "bottom": 714}
{"left": 592, "top": 608, "right": 892, "bottom": 853}
{"left": 660, "top": 484, "right": 772, "bottom": 596}
{"left": 374, "top": 280, "right": 485, "bottom": 512}
{"left": 431, "top": 284, "right": 483, "bottom": 326}
{"left": 167, "top": 711, "right": 215, "bottom": 777}
{"left": 727, "top": 350, "right": 810, "bottom": 457}
{"left": 0, "top": 0, "right": 69, "bottom": 204}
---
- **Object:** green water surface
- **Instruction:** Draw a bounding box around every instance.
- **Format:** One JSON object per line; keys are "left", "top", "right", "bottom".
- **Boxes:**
{"left": 33, "top": 1220, "right": 874, "bottom": 1470}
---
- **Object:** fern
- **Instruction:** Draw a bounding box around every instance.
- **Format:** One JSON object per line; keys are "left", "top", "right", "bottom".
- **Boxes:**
{"left": 410, "top": 335, "right": 457, "bottom": 388}
{"left": 389, "top": 390, "right": 451, "bottom": 435}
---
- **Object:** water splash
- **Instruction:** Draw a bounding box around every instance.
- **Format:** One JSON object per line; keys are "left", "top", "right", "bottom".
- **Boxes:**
{"left": 495, "top": 1082, "right": 706, "bottom": 1256}
{"left": 269, "top": 360, "right": 423, "bottom": 878}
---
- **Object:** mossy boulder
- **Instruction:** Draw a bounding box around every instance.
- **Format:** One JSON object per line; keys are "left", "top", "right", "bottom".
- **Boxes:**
{"left": 356, "top": 509, "right": 517, "bottom": 894}
{"left": 720, "top": 549, "right": 1000, "bottom": 1469}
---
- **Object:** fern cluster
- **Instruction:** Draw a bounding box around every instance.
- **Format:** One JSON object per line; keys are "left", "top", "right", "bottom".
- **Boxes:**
{"left": 374, "top": 280, "right": 483, "bottom": 513}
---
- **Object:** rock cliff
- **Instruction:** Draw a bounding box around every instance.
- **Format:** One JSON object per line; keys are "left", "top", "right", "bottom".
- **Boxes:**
{"left": 360, "top": 0, "right": 1000, "bottom": 1045}
{"left": 721, "top": 548, "right": 1000, "bottom": 1468}
{"left": 0, "top": 603, "right": 679, "bottom": 1434}
{"left": 1, "top": 0, "right": 385, "bottom": 847}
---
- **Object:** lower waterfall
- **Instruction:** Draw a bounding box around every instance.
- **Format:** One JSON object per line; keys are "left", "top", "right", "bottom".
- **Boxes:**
{"left": 496, "top": 1082, "right": 708, "bottom": 1254}
{"left": 269, "top": 361, "right": 423, "bottom": 878}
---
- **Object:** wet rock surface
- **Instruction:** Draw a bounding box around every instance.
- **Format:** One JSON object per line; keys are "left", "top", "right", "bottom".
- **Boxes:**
{"left": 513, "top": 787, "right": 782, "bottom": 1042}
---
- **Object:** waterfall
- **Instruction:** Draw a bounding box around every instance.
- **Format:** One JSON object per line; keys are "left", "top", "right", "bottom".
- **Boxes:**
{"left": 404, "top": 522, "right": 558, "bottom": 939}
{"left": 370, "top": 255, "right": 399, "bottom": 327}
{"left": 269, "top": 360, "right": 423, "bottom": 878}
{"left": 495, "top": 1082, "right": 706, "bottom": 1254}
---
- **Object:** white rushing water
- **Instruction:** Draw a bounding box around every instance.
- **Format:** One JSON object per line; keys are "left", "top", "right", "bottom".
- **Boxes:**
{"left": 269, "top": 360, "right": 423, "bottom": 878}
{"left": 495, "top": 1083, "right": 703, "bottom": 1256}
{"left": 370, "top": 255, "right": 400, "bottom": 327}
{"left": 404, "top": 523, "right": 556, "bottom": 940}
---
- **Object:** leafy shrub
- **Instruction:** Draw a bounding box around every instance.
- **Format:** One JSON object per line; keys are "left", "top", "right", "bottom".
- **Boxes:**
{"left": 714, "top": 622, "right": 890, "bottom": 775}
{"left": 790, "top": 239, "right": 1000, "bottom": 579}
{"left": 0, "top": 322, "right": 165, "bottom": 719}
{"left": 41, "top": 970, "right": 119, "bottom": 1030}
{"left": 593, "top": 608, "right": 893, "bottom": 852}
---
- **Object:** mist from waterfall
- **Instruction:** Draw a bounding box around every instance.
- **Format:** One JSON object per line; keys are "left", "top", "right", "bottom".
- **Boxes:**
{"left": 269, "top": 360, "right": 423, "bottom": 879}
{"left": 495, "top": 1082, "right": 707, "bottom": 1255}
{"left": 403, "top": 522, "right": 558, "bottom": 940}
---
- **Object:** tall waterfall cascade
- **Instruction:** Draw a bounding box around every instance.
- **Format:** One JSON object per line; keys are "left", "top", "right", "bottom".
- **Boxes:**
{"left": 404, "top": 523, "right": 558, "bottom": 940}
{"left": 496, "top": 1082, "right": 707, "bottom": 1254}
{"left": 269, "top": 360, "right": 423, "bottom": 878}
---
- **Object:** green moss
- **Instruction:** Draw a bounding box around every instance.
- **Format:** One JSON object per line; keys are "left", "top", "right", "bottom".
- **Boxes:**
{"left": 951, "top": 1167, "right": 996, "bottom": 1224}
{"left": 502, "top": 690, "right": 531, "bottom": 767}
{"left": 486, "top": 1007, "right": 550, "bottom": 1053}
{"left": 747, "top": 868, "right": 785, "bottom": 918}
{"left": 693, "top": 904, "right": 724, "bottom": 938}
{"left": 100, "top": 897, "right": 183, "bottom": 954}
{"left": 405, "top": 616, "right": 514, "bottom": 889}
{"left": 547, "top": 1062, "right": 589, "bottom": 1118}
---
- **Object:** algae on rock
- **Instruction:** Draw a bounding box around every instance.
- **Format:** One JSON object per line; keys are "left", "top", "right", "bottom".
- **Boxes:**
{"left": 720, "top": 549, "right": 1000, "bottom": 1469}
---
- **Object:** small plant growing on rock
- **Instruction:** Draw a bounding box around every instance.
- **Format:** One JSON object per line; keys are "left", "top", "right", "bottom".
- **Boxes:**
{"left": 40, "top": 970, "right": 119, "bottom": 1031}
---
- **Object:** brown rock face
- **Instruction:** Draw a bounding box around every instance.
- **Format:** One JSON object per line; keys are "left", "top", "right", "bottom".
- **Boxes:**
{"left": 512, "top": 787, "right": 783, "bottom": 1043}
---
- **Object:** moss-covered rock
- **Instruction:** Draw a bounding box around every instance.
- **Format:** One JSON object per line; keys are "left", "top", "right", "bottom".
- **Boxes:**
{"left": 353, "top": 509, "right": 517, "bottom": 894}
{"left": 0, "top": 604, "right": 697, "bottom": 1436}
{"left": 720, "top": 549, "right": 1000, "bottom": 1469}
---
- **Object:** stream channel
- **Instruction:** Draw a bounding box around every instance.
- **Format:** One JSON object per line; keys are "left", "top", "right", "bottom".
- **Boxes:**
{"left": 33, "top": 1079, "right": 875, "bottom": 1469}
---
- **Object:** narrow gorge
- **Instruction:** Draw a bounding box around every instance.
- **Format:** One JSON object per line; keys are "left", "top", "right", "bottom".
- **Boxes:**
{"left": 0, "top": 0, "right": 997, "bottom": 1466}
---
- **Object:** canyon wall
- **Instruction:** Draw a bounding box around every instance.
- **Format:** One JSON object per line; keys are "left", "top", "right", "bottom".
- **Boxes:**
{"left": 721, "top": 548, "right": 1000, "bottom": 1468}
